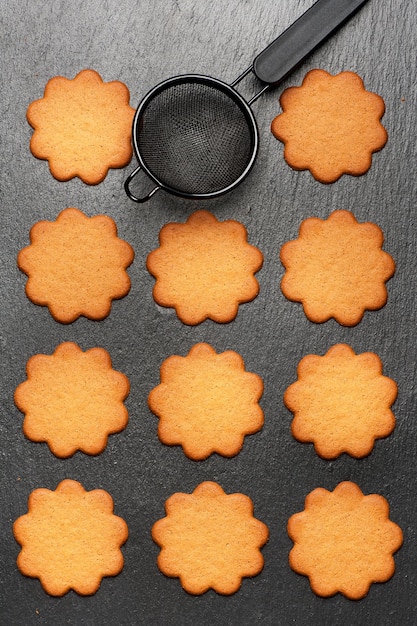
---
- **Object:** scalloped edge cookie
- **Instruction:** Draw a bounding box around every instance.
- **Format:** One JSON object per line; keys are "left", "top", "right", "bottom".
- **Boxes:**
{"left": 13, "top": 479, "right": 128, "bottom": 596}
{"left": 152, "top": 481, "right": 269, "bottom": 595}
{"left": 18, "top": 207, "right": 134, "bottom": 323}
{"left": 27, "top": 69, "right": 135, "bottom": 184}
{"left": 15, "top": 342, "right": 130, "bottom": 458}
{"left": 280, "top": 210, "right": 395, "bottom": 326}
{"left": 148, "top": 342, "right": 264, "bottom": 460}
{"left": 146, "top": 210, "right": 263, "bottom": 325}
{"left": 271, "top": 69, "right": 387, "bottom": 183}
{"left": 284, "top": 343, "right": 397, "bottom": 459}
{"left": 288, "top": 481, "right": 403, "bottom": 599}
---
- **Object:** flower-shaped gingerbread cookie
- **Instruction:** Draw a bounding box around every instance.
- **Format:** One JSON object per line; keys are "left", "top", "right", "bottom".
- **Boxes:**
{"left": 288, "top": 481, "right": 403, "bottom": 599}
{"left": 146, "top": 210, "right": 263, "bottom": 325}
{"left": 13, "top": 479, "right": 128, "bottom": 596}
{"left": 280, "top": 210, "right": 395, "bottom": 326}
{"left": 284, "top": 344, "right": 397, "bottom": 459}
{"left": 271, "top": 69, "right": 387, "bottom": 183}
{"left": 27, "top": 69, "right": 135, "bottom": 184}
{"left": 148, "top": 343, "right": 264, "bottom": 460}
{"left": 15, "top": 342, "right": 130, "bottom": 457}
{"left": 152, "top": 481, "right": 269, "bottom": 595}
{"left": 18, "top": 207, "right": 134, "bottom": 323}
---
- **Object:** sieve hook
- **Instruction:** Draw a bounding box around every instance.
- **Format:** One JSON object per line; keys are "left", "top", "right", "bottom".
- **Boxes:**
{"left": 124, "top": 165, "right": 161, "bottom": 203}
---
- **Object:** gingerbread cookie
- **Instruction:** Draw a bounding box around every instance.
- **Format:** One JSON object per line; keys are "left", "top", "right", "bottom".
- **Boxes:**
{"left": 152, "top": 481, "right": 269, "bottom": 595}
{"left": 146, "top": 210, "right": 263, "bottom": 325}
{"left": 15, "top": 342, "right": 130, "bottom": 458}
{"left": 271, "top": 69, "right": 387, "bottom": 183}
{"left": 27, "top": 69, "right": 135, "bottom": 184}
{"left": 280, "top": 210, "right": 395, "bottom": 326}
{"left": 13, "top": 479, "right": 128, "bottom": 596}
{"left": 288, "top": 481, "right": 403, "bottom": 599}
{"left": 148, "top": 343, "right": 264, "bottom": 460}
{"left": 284, "top": 344, "right": 397, "bottom": 459}
{"left": 18, "top": 207, "right": 134, "bottom": 323}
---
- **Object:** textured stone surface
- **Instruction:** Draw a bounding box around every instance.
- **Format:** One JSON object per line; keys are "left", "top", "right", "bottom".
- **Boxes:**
{"left": 1, "top": 0, "right": 416, "bottom": 623}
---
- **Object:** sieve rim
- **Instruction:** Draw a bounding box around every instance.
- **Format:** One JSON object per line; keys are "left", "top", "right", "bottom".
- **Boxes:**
{"left": 130, "top": 73, "right": 259, "bottom": 200}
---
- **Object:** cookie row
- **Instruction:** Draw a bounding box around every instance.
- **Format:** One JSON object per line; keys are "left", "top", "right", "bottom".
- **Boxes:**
{"left": 15, "top": 341, "right": 397, "bottom": 462}
{"left": 27, "top": 68, "right": 387, "bottom": 186}
{"left": 18, "top": 207, "right": 394, "bottom": 327}
{"left": 13, "top": 478, "right": 402, "bottom": 599}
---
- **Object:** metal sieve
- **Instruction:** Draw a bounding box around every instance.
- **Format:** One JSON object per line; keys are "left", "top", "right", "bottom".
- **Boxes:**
{"left": 125, "top": 0, "right": 369, "bottom": 203}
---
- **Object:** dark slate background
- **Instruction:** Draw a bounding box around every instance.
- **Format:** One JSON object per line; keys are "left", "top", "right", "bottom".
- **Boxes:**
{"left": 1, "top": 0, "right": 416, "bottom": 624}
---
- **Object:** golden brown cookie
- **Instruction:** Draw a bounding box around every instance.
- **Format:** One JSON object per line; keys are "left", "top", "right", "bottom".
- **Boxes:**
{"left": 13, "top": 479, "right": 128, "bottom": 596}
{"left": 280, "top": 210, "right": 395, "bottom": 326}
{"left": 271, "top": 69, "right": 387, "bottom": 183}
{"left": 152, "top": 481, "right": 269, "bottom": 595}
{"left": 27, "top": 69, "right": 135, "bottom": 184}
{"left": 18, "top": 207, "right": 134, "bottom": 323}
{"left": 148, "top": 342, "right": 264, "bottom": 460}
{"left": 15, "top": 342, "right": 130, "bottom": 458}
{"left": 288, "top": 481, "right": 403, "bottom": 599}
{"left": 284, "top": 344, "right": 397, "bottom": 459}
{"left": 146, "top": 210, "right": 263, "bottom": 325}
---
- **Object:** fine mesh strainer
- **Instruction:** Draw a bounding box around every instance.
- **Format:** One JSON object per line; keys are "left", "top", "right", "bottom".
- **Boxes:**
{"left": 125, "top": 0, "right": 369, "bottom": 203}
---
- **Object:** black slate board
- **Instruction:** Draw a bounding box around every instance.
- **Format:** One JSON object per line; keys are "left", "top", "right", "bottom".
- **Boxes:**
{"left": 1, "top": 0, "right": 416, "bottom": 624}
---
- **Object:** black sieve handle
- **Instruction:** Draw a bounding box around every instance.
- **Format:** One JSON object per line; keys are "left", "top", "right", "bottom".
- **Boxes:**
{"left": 253, "top": 0, "right": 370, "bottom": 86}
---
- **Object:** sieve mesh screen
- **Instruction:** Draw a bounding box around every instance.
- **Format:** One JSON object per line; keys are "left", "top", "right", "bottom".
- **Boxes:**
{"left": 136, "top": 81, "right": 255, "bottom": 195}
